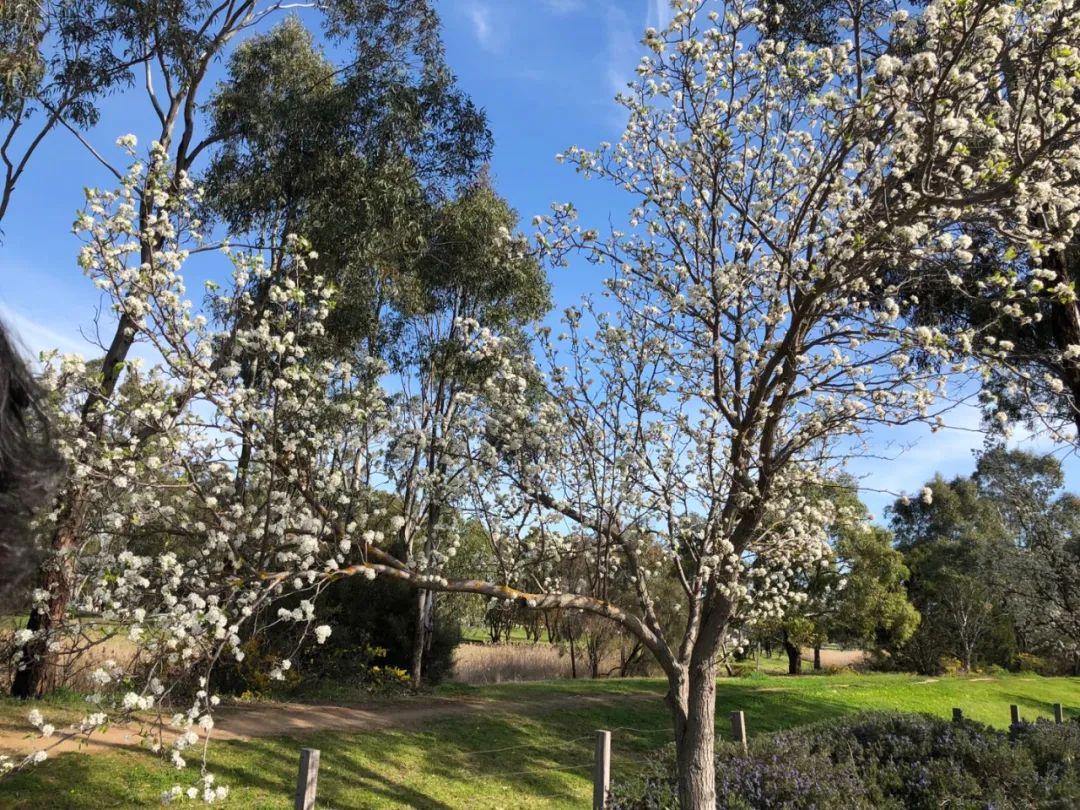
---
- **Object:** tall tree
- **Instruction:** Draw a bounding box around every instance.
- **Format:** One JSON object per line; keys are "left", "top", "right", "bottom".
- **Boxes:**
{"left": 387, "top": 181, "right": 549, "bottom": 687}
{"left": 0, "top": 0, "right": 142, "bottom": 232}
{"left": 829, "top": 523, "right": 919, "bottom": 657}
{"left": 890, "top": 474, "right": 1008, "bottom": 672}
{"left": 200, "top": 17, "right": 507, "bottom": 687}
{"left": 12, "top": 0, "right": 474, "bottom": 699}
{"left": 203, "top": 13, "right": 491, "bottom": 361}
{"left": 976, "top": 448, "right": 1080, "bottom": 672}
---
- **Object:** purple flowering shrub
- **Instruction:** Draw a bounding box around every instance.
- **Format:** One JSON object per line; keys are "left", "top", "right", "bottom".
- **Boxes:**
{"left": 608, "top": 712, "right": 1080, "bottom": 809}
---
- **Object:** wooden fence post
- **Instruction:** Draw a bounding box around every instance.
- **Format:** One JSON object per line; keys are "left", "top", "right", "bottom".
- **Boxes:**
{"left": 952, "top": 708, "right": 963, "bottom": 723}
{"left": 593, "top": 730, "right": 611, "bottom": 810}
{"left": 1010, "top": 705, "right": 1020, "bottom": 728}
{"left": 730, "top": 710, "right": 747, "bottom": 754}
{"left": 1054, "top": 704, "right": 1064, "bottom": 725}
{"left": 295, "top": 748, "right": 320, "bottom": 810}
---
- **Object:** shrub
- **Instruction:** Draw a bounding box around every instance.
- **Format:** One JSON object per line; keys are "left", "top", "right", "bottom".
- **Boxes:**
{"left": 1015, "top": 652, "right": 1047, "bottom": 673}
{"left": 212, "top": 574, "right": 461, "bottom": 697}
{"left": 938, "top": 655, "right": 964, "bottom": 675}
{"left": 608, "top": 712, "right": 1080, "bottom": 809}
{"left": 309, "top": 574, "right": 462, "bottom": 686}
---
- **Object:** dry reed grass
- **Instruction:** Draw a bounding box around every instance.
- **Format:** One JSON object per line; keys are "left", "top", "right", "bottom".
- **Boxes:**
{"left": 0, "top": 624, "right": 139, "bottom": 693}
{"left": 452, "top": 642, "right": 577, "bottom": 685}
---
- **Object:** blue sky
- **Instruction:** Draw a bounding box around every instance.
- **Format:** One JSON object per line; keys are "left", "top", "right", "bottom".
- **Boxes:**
{"left": 0, "top": 0, "right": 1073, "bottom": 519}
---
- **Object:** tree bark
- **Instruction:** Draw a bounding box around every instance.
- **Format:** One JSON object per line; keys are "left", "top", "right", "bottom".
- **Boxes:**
{"left": 11, "top": 497, "right": 86, "bottom": 698}
{"left": 783, "top": 633, "right": 802, "bottom": 676}
{"left": 813, "top": 644, "right": 822, "bottom": 671}
{"left": 409, "top": 589, "right": 433, "bottom": 689}
{"left": 668, "top": 658, "right": 718, "bottom": 809}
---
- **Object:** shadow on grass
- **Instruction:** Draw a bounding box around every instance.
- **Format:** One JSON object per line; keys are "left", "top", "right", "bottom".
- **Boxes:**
{"left": 0, "top": 752, "right": 150, "bottom": 809}
{"left": 5, "top": 676, "right": 1077, "bottom": 808}
{"left": 0, "top": 687, "right": 876, "bottom": 809}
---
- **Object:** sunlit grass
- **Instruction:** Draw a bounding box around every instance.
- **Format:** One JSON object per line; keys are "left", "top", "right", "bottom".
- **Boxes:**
{"left": 1, "top": 672, "right": 1078, "bottom": 808}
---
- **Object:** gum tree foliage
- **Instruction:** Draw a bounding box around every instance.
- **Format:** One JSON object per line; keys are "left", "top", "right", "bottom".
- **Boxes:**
{"left": 892, "top": 450, "right": 1080, "bottom": 674}
{"left": 890, "top": 472, "right": 1012, "bottom": 672}
{"left": 828, "top": 523, "right": 919, "bottom": 654}
{"left": 0, "top": 0, "right": 141, "bottom": 231}
{"left": 12, "top": 0, "right": 487, "bottom": 700}
{"left": 203, "top": 14, "right": 492, "bottom": 362}
{"left": 384, "top": 181, "right": 549, "bottom": 687}
{"left": 899, "top": 232, "right": 1080, "bottom": 440}
{"left": 757, "top": 482, "right": 918, "bottom": 674}
{"left": 975, "top": 448, "right": 1080, "bottom": 673}
{"left": 200, "top": 18, "right": 512, "bottom": 688}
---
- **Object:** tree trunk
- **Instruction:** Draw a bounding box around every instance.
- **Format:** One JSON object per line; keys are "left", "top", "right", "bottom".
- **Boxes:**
{"left": 11, "top": 499, "right": 86, "bottom": 698}
{"left": 668, "top": 658, "right": 718, "bottom": 809}
{"left": 783, "top": 633, "right": 802, "bottom": 676}
{"left": 409, "top": 589, "right": 432, "bottom": 689}
{"left": 813, "top": 644, "right": 822, "bottom": 671}
{"left": 13, "top": 185, "right": 153, "bottom": 698}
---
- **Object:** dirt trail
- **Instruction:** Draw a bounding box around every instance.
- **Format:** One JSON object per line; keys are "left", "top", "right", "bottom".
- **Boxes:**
{"left": 0, "top": 690, "right": 661, "bottom": 759}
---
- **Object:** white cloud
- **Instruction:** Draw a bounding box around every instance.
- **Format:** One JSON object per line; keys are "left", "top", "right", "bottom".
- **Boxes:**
{"left": 605, "top": 5, "right": 636, "bottom": 97}
{"left": 648, "top": 0, "right": 674, "bottom": 30}
{"left": 465, "top": 2, "right": 498, "bottom": 52}
{"left": 0, "top": 305, "right": 85, "bottom": 359}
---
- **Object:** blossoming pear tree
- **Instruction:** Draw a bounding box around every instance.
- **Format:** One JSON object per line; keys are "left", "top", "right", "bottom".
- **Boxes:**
{"left": 4, "top": 147, "right": 388, "bottom": 799}
{"left": 357, "top": 1, "right": 1080, "bottom": 806}
{"left": 11, "top": 0, "right": 483, "bottom": 701}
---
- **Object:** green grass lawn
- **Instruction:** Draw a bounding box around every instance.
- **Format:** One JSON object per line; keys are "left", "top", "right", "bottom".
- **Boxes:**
{"left": 1, "top": 673, "right": 1078, "bottom": 809}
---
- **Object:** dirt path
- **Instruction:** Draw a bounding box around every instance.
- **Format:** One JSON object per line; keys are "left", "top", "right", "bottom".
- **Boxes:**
{"left": 0, "top": 690, "right": 661, "bottom": 759}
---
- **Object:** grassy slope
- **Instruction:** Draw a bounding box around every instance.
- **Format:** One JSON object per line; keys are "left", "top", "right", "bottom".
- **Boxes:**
{"left": 1, "top": 673, "right": 1079, "bottom": 809}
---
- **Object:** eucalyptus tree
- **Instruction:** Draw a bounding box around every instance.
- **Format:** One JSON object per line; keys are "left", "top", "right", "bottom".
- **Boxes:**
{"left": 385, "top": 182, "right": 549, "bottom": 687}
{"left": 200, "top": 17, "right": 512, "bottom": 687}
{"left": 975, "top": 448, "right": 1080, "bottom": 673}
{"left": 890, "top": 474, "right": 1008, "bottom": 672}
{"left": 203, "top": 13, "right": 491, "bottom": 362}
{"left": 0, "top": 0, "right": 143, "bottom": 232}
